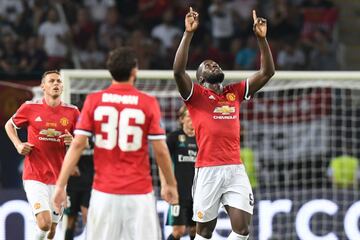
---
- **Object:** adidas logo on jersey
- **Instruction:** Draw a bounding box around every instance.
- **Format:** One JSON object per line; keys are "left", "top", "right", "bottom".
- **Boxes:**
{"left": 35, "top": 116, "right": 42, "bottom": 122}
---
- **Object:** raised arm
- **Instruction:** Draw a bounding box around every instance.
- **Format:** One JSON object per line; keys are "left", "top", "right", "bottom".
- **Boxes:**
{"left": 173, "top": 7, "right": 199, "bottom": 99}
{"left": 247, "top": 10, "right": 275, "bottom": 96}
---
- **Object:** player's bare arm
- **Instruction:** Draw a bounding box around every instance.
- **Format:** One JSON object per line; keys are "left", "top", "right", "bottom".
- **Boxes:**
{"left": 52, "top": 134, "right": 88, "bottom": 213}
{"left": 151, "top": 140, "right": 179, "bottom": 205}
{"left": 4, "top": 119, "right": 34, "bottom": 155}
{"left": 173, "top": 7, "right": 199, "bottom": 99}
{"left": 247, "top": 10, "right": 275, "bottom": 95}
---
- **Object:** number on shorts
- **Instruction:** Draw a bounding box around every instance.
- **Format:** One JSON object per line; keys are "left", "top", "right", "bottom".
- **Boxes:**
{"left": 94, "top": 106, "right": 145, "bottom": 151}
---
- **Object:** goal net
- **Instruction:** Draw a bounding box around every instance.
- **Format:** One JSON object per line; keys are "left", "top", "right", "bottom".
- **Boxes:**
{"left": 61, "top": 69, "right": 360, "bottom": 240}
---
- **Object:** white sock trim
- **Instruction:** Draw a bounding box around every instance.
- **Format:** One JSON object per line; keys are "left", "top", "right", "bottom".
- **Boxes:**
{"left": 227, "top": 231, "right": 249, "bottom": 240}
{"left": 194, "top": 233, "right": 211, "bottom": 240}
{"left": 34, "top": 226, "right": 47, "bottom": 240}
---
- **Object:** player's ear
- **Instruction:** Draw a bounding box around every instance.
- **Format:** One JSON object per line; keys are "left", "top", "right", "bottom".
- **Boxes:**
{"left": 40, "top": 82, "right": 45, "bottom": 91}
{"left": 130, "top": 67, "right": 137, "bottom": 79}
{"left": 198, "top": 76, "right": 205, "bottom": 85}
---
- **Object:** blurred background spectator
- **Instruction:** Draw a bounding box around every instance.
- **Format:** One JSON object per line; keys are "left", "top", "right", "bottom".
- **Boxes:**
{"left": 0, "top": 0, "right": 349, "bottom": 79}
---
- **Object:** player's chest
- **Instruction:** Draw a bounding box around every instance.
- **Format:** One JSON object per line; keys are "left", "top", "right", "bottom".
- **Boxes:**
{"left": 200, "top": 91, "right": 240, "bottom": 119}
{"left": 28, "top": 108, "right": 74, "bottom": 133}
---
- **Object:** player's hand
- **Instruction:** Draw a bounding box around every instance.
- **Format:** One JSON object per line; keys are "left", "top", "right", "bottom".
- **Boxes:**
{"left": 252, "top": 10, "right": 267, "bottom": 38}
{"left": 16, "top": 142, "right": 34, "bottom": 155}
{"left": 161, "top": 184, "right": 179, "bottom": 205}
{"left": 185, "top": 7, "right": 199, "bottom": 33}
{"left": 52, "top": 185, "right": 67, "bottom": 214}
{"left": 59, "top": 129, "right": 73, "bottom": 145}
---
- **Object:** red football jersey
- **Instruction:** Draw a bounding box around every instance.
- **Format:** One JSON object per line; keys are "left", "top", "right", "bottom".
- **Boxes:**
{"left": 74, "top": 84, "right": 166, "bottom": 194}
{"left": 11, "top": 99, "right": 80, "bottom": 184}
{"left": 185, "top": 80, "right": 250, "bottom": 167}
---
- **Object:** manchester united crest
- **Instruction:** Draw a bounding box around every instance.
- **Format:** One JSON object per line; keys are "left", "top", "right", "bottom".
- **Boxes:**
{"left": 226, "top": 93, "right": 236, "bottom": 102}
{"left": 178, "top": 134, "right": 186, "bottom": 142}
{"left": 60, "top": 117, "right": 69, "bottom": 126}
{"left": 34, "top": 202, "right": 41, "bottom": 210}
{"left": 197, "top": 211, "right": 204, "bottom": 219}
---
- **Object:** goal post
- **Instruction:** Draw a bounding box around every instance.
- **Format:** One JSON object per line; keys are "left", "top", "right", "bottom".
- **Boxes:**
{"left": 60, "top": 70, "right": 360, "bottom": 104}
{"left": 60, "top": 69, "right": 360, "bottom": 240}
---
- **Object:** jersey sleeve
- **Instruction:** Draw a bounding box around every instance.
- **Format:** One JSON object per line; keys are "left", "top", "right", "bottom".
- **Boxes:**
{"left": 184, "top": 83, "right": 203, "bottom": 104}
{"left": 71, "top": 108, "right": 81, "bottom": 133}
{"left": 148, "top": 97, "right": 166, "bottom": 140}
{"left": 230, "top": 79, "right": 251, "bottom": 102}
{"left": 11, "top": 102, "right": 30, "bottom": 129}
{"left": 74, "top": 95, "right": 94, "bottom": 137}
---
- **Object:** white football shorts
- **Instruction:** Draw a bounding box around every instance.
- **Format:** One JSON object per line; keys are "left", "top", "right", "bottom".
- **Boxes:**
{"left": 23, "top": 180, "right": 63, "bottom": 223}
{"left": 192, "top": 164, "right": 254, "bottom": 222}
{"left": 86, "top": 189, "right": 161, "bottom": 240}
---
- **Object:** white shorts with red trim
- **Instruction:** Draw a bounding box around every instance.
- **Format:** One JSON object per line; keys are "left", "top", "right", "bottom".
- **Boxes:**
{"left": 192, "top": 164, "right": 254, "bottom": 222}
{"left": 86, "top": 189, "right": 161, "bottom": 240}
{"left": 23, "top": 180, "right": 63, "bottom": 223}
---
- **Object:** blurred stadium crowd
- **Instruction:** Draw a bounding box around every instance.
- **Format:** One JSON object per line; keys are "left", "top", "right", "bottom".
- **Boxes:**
{"left": 0, "top": 0, "right": 339, "bottom": 80}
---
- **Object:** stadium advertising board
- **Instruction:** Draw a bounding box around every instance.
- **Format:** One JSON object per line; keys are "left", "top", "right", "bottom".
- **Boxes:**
{"left": 0, "top": 189, "right": 359, "bottom": 240}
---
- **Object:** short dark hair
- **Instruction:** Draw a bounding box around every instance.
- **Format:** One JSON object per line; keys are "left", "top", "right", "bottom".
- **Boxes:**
{"left": 41, "top": 70, "right": 60, "bottom": 82}
{"left": 106, "top": 47, "right": 138, "bottom": 82}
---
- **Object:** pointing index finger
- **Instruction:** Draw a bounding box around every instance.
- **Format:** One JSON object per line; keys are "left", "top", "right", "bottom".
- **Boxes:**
{"left": 252, "top": 10, "right": 257, "bottom": 22}
{"left": 190, "top": 7, "right": 193, "bottom": 13}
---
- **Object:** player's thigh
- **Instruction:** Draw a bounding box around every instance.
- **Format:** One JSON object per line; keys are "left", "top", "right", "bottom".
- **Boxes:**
{"left": 221, "top": 164, "right": 254, "bottom": 216}
{"left": 122, "top": 192, "right": 161, "bottom": 240}
{"left": 35, "top": 211, "right": 52, "bottom": 230}
{"left": 23, "top": 180, "right": 52, "bottom": 222}
{"left": 80, "top": 189, "right": 91, "bottom": 210}
{"left": 192, "top": 167, "right": 224, "bottom": 223}
{"left": 86, "top": 189, "right": 122, "bottom": 240}
{"left": 224, "top": 205, "right": 252, "bottom": 234}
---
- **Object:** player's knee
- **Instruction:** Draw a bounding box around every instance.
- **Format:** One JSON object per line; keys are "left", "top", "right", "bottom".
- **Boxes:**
{"left": 37, "top": 217, "right": 51, "bottom": 231}
{"left": 233, "top": 226, "right": 250, "bottom": 237}
{"left": 189, "top": 226, "right": 196, "bottom": 237}
{"left": 172, "top": 226, "right": 186, "bottom": 238}
{"left": 196, "top": 221, "right": 217, "bottom": 239}
{"left": 197, "top": 229, "right": 212, "bottom": 239}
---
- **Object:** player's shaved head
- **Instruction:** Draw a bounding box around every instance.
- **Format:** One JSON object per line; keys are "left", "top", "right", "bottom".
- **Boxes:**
{"left": 107, "top": 47, "right": 138, "bottom": 82}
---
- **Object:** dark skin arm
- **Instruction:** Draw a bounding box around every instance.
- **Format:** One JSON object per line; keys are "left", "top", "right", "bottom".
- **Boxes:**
{"left": 173, "top": 7, "right": 199, "bottom": 99}
{"left": 247, "top": 10, "right": 275, "bottom": 96}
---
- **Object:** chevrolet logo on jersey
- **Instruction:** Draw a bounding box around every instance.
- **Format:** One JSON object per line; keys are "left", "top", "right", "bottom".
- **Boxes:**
{"left": 213, "top": 105, "right": 235, "bottom": 115}
{"left": 40, "top": 128, "right": 62, "bottom": 137}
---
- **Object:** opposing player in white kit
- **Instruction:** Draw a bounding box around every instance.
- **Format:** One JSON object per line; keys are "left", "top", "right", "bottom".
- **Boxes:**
{"left": 52, "top": 47, "right": 178, "bottom": 240}
{"left": 173, "top": 8, "right": 275, "bottom": 240}
{"left": 5, "top": 70, "right": 80, "bottom": 240}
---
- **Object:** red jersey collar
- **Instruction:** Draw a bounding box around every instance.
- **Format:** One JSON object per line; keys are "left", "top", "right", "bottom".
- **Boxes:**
{"left": 42, "top": 98, "right": 63, "bottom": 111}
{"left": 108, "top": 83, "right": 135, "bottom": 90}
